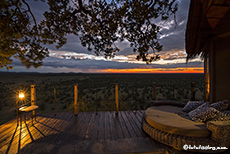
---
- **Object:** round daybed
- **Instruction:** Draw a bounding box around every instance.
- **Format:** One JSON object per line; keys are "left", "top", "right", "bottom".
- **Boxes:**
{"left": 142, "top": 102, "right": 230, "bottom": 153}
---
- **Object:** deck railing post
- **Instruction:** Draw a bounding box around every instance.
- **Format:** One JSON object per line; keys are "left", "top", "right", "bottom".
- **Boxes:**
{"left": 191, "top": 82, "right": 196, "bottom": 101}
{"left": 54, "top": 88, "right": 56, "bottom": 116}
{"left": 31, "top": 84, "right": 36, "bottom": 116}
{"left": 74, "top": 84, "right": 78, "bottom": 116}
{"left": 152, "top": 83, "right": 156, "bottom": 100}
{"left": 115, "top": 83, "right": 119, "bottom": 115}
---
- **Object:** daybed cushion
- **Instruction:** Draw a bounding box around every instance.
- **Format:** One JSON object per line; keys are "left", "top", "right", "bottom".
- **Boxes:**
{"left": 212, "top": 110, "right": 230, "bottom": 121}
{"left": 222, "top": 110, "right": 230, "bottom": 116}
{"left": 182, "top": 101, "right": 204, "bottom": 112}
{"left": 145, "top": 106, "right": 210, "bottom": 137}
{"left": 210, "top": 100, "right": 229, "bottom": 111}
{"left": 188, "top": 106, "right": 220, "bottom": 122}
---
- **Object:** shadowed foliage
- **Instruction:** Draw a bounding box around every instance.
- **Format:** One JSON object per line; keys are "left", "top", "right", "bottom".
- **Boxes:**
{"left": 0, "top": 0, "right": 178, "bottom": 69}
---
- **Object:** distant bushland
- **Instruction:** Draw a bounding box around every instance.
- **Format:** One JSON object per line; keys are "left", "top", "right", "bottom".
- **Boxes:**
{"left": 0, "top": 72, "right": 204, "bottom": 124}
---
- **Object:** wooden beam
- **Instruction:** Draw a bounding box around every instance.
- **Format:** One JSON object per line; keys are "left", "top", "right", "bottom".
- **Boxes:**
{"left": 74, "top": 84, "right": 78, "bottom": 116}
{"left": 31, "top": 84, "right": 36, "bottom": 116}
{"left": 204, "top": 57, "right": 210, "bottom": 102}
{"left": 191, "top": 82, "right": 196, "bottom": 101}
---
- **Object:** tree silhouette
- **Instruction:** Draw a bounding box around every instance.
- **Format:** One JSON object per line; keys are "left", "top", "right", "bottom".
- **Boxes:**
{"left": 0, "top": 0, "right": 178, "bottom": 69}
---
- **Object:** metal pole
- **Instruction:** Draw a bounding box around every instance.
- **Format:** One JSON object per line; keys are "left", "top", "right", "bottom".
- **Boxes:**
{"left": 74, "top": 84, "right": 78, "bottom": 116}
{"left": 115, "top": 83, "right": 119, "bottom": 115}
{"left": 152, "top": 83, "right": 156, "bottom": 100}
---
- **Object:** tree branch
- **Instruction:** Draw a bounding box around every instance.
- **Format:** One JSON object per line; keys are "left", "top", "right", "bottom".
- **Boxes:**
{"left": 22, "top": 0, "right": 38, "bottom": 32}
{"left": 8, "top": 0, "right": 20, "bottom": 24}
{"left": 72, "top": 0, "right": 91, "bottom": 15}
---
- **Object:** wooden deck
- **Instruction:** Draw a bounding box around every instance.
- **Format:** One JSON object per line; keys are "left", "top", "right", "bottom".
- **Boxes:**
{"left": 0, "top": 111, "right": 172, "bottom": 154}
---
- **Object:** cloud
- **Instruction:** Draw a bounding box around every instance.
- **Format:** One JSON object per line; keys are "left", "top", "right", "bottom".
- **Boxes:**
{"left": 3, "top": 0, "right": 200, "bottom": 73}
{"left": 28, "top": 1, "right": 48, "bottom": 22}
{"left": 6, "top": 49, "right": 203, "bottom": 72}
{"left": 157, "top": 0, "right": 190, "bottom": 52}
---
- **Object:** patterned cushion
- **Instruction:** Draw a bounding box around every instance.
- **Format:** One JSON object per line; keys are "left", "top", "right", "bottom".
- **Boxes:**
{"left": 212, "top": 110, "right": 230, "bottom": 121}
{"left": 210, "top": 100, "right": 229, "bottom": 111}
{"left": 188, "top": 103, "right": 208, "bottom": 120}
{"left": 188, "top": 104, "right": 220, "bottom": 122}
{"left": 222, "top": 110, "right": 230, "bottom": 116}
{"left": 196, "top": 102, "right": 211, "bottom": 109}
{"left": 182, "top": 101, "right": 205, "bottom": 113}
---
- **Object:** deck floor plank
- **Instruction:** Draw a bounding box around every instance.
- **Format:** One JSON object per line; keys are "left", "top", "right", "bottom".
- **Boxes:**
{"left": 45, "top": 112, "right": 73, "bottom": 143}
{"left": 0, "top": 113, "right": 42, "bottom": 144}
{"left": 86, "top": 112, "right": 96, "bottom": 140}
{"left": 0, "top": 118, "right": 30, "bottom": 145}
{"left": 0, "top": 115, "right": 46, "bottom": 149}
{"left": 125, "top": 111, "right": 143, "bottom": 137}
{"left": 104, "top": 111, "right": 111, "bottom": 140}
{"left": 136, "top": 110, "right": 144, "bottom": 123}
{"left": 91, "top": 112, "right": 100, "bottom": 140}
{"left": 80, "top": 112, "right": 93, "bottom": 140}
{"left": 0, "top": 121, "right": 19, "bottom": 142}
{"left": 69, "top": 112, "right": 84, "bottom": 141}
{"left": 0, "top": 110, "right": 175, "bottom": 154}
{"left": 121, "top": 111, "right": 137, "bottom": 138}
{"left": 0, "top": 118, "right": 18, "bottom": 135}
{"left": 99, "top": 112, "right": 105, "bottom": 140}
{"left": 114, "top": 112, "right": 125, "bottom": 139}
{"left": 71, "top": 112, "right": 86, "bottom": 140}
{"left": 117, "top": 112, "right": 131, "bottom": 138}
{"left": 108, "top": 111, "right": 117, "bottom": 140}
{"left": 60, "top": 113, "right": 78, "bottom": 142}
{"left": 77, "top": 112, "right": 94, "bottom": 152}
{"left": 34, "top": 113, "right": 66, "bottom": 144}
{"left": 20, "top": 114, "right": 57, "bottom": 143}
{"left": 130, "top": 111, "right": 147, "bottom": 137}
{"left": 3, "top": 115, "right": 49, "bottom": 154}
{"left": 24, "top": 114, "right": 57, "bottom": 141}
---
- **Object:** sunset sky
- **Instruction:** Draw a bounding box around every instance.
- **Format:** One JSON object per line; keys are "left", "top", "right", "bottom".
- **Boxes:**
{"left": 1, "top": 0, "right": 204, "bottom": 73}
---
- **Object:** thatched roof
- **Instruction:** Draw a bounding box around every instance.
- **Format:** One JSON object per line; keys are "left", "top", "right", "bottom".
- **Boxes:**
{"left": 186, "top": 0, "right": 230, "bottom": 59}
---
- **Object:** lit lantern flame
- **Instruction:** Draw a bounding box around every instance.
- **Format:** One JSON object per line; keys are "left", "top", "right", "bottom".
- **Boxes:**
{"left": 19, "top": 92, "right": 25, "bottom": 99}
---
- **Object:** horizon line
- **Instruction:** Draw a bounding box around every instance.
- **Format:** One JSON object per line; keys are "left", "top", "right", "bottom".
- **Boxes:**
{"left": 0, "top": 71, "right": 204, "bottom": 74}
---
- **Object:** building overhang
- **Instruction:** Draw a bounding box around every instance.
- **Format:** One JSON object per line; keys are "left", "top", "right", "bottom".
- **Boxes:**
{"left": 186, "top": 0, "right": 230, "bottom": 59}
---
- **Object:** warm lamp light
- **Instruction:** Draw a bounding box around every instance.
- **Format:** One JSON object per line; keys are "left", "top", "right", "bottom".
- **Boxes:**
{"left": 19, "top": 92, "right": 25, "bottom": 99}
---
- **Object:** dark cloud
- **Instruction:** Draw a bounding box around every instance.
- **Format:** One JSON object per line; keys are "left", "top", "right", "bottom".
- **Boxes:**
{"left": 28, "top": 1, "right": 48, "bottom": 22}
{"left": 8, "top": 55, "right": 202, "bottom": 71}
{"left": 116, "top": 47, "right": 134, "bottom": 56}
{"left": 176, "top": 0, "right": 191, "bottom": 23}
{"left": 29, "top": 0, "right": 190, "bottom": 55}
{"left": 6, "top": 0, "right": 199, "bottom": 73}
{"left": 159, "top": 0, "right": 190, "bottom": 52}
{"left": 45, "top": 35, "right": 91, "bottom": 54}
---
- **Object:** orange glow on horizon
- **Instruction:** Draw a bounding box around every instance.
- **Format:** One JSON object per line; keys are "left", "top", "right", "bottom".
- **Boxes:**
{"left": 102, "top": 67, "right": 204, "bottom": 73}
